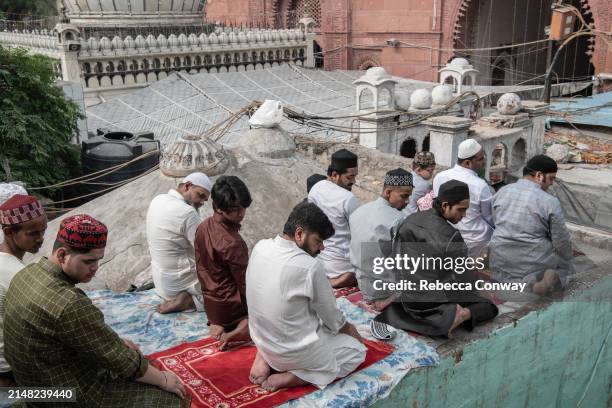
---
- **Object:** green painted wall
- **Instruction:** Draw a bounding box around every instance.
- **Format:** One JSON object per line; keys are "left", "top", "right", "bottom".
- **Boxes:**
{"left": 375, "top": 275, "right": 612, "bottom": 408}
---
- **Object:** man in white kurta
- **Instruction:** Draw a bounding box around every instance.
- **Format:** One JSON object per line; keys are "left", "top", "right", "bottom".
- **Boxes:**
{"left": 0, "top": 194, "right": 47, "bottom": 386}
{"left": 146, "top": 172, "right": 212, "bottom": 313}
{"left": 350, "top": 169, "right": 413, "bottom": 309}
{"left": 308, "top": 148, "right": 359, "bottom": 288}
{"left": 246, "top": 202, "right": 366, "bottom": 391}
{"left": 433, "top": 139, "right": 493, "bottom": 257}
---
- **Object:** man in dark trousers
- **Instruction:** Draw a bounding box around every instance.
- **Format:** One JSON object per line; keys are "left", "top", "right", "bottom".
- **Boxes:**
{"left": 375, "top": 180, "right": 498, "bottom": 337}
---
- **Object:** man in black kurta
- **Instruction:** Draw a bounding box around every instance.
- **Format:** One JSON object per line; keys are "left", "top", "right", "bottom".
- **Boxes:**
{"left": 375, "top": 180, "right": 498, "bottom": 337}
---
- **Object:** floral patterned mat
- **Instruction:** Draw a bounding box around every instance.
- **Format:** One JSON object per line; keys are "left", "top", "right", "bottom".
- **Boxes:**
{"left": 87, "top": 289, "right": 439, "bottom": 407}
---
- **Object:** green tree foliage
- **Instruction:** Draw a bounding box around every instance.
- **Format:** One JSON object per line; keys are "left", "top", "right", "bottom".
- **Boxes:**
{"left": 0, "top": 0, "right": 57, "bottom": 18}
{"left": 0, "top": 45, "right": 81, "bottom": 193}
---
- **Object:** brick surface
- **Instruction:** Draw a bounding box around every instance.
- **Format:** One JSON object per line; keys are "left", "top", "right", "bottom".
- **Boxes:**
{"left": 205, "top": 0, "right": 611, "bottom": 79}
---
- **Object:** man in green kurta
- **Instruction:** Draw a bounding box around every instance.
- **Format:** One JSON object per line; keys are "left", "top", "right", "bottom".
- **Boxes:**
{"left": 4, "top": 214, "right": 188, "bottom": 407}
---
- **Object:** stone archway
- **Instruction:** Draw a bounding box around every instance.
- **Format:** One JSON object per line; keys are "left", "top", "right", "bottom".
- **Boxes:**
{"left": 276, "top": 0, "right": 321, "bottom": 28}
{"left": 447, "top": 0, "right": 597, "bottom": 85}
{"left": 400, "top": 138, "right": 417, "bottom": 158}
{"left": 510, "top": 138, "right": 527, "bottom": 173}
{"left": 358, "top": 88, "right": 375, "bottom": 110}
{"left": 422, "top": 135, "right": 430, "bottom": 152}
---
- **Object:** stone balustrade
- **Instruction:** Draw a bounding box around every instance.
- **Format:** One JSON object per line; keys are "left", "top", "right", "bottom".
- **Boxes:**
{"left": 78, "top": 28, "right": 306, "bottom": 58}
{"left": 0, "top": 29, "right": 59, "bottom": 56}
{"left": 0, "top": 25, "right": 312, "bottom": 100}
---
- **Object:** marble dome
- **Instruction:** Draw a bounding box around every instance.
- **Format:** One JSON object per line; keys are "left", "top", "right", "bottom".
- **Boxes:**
{"left": 61, "top": 0, "right": 204, "bottom": 27}
{"left": 431, "top": 84, "right": 454, "bottom": 106}
{"left": 450, "top": 57, "right": 470, "bottom": 67}
{"left": 160, "top": 134, "right": 229, "bottom": 178}
{"left": 410, "top": 88, "right": 433, "bottom": 110}
{"left": 496, "top": 93, "right": 522, "bottom": 115}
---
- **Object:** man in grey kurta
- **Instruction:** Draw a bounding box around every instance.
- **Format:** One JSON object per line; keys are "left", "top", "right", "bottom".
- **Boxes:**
{"left": 404, "top": 151, "right": 436, "bottom": 215}
{"left": 349, "top": 169, "right": 413, "bottom": 309}
{"left": 490, "top": 155, "right": 574, "bottom": 294}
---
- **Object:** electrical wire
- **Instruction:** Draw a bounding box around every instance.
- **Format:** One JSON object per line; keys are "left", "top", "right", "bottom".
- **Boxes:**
{"left": 44, "top": 164, "right": 160, "bottom": 206}
{"left": 27, "top": 149, "right": 160, "bottom": 190}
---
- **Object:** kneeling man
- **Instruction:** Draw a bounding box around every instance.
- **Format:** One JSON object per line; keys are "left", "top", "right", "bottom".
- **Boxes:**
{"left": 4, "top": 215, "right": 186, "bottom": 407}
{"left": 246, "top": 202, "right": 366, "bottom": 391}
{"left": 350, "top": 168, "right": 413, "bottom": 311}
{"left": 146, "top": 172, "right": 212, "bottom": 313}
{"left": 490, "top": 155, "right": 575, "bottom": 294}
{"left": 195, "top": 176, "right": 252, "bottom": 348}
{"left": 375, "top": 180, "right": 498, "bottom": 337}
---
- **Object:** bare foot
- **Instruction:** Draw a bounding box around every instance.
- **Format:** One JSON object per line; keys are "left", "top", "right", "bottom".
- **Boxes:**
{"left": 448, "top": 305, "right": 471, "bottom": 337}
{"left": 249, "top": 351, "right": 271, "bottom": 385}
{"left": 372, "top": 294, "right": 398, "bottom": 312}
{"left": 219, "top": 318, "right": 250, "bottom": 350}
{"left": 209, "top": 324, "right": 225, "bottom": 340}
{"left": 261, "top": 372, "right": 308, "bottom": 392}
{"left": 329, "top": 272, "right": 357, "bottom": 289}
{"left": 156, "top": 291, "right": 195, "bottom": 314}
{"left": 532, "top": 269, "right": 560, "bottom": 295}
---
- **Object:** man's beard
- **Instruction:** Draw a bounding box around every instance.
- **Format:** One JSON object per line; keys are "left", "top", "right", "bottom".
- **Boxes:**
{"left": 341, "top": 183, "right": 353, "bottom": 191}
{"left": 297, "top": 241, "right": 320, "bottom": 258}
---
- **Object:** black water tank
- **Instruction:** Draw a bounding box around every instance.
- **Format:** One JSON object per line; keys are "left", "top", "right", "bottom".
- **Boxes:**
{"left": 81, "top": 130, "right": 160, "bottom": 198}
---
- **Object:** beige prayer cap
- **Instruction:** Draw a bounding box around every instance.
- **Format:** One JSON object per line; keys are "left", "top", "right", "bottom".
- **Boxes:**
{"left": 457, "top": 139, "right": 482, "bottom": 160}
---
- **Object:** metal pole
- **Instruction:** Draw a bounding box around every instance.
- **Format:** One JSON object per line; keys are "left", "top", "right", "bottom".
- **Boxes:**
{"left": 541, "top": 39, "right": 554, "bottom": 103}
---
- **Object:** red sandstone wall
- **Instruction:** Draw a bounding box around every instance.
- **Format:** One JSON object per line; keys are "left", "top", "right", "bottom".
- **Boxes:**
{"left": 205, "top": 0, "right": 611, "bottom": 79}
{"left": 588, "top": 0, "right": 611, "bottom": 75}
{"left": 205, "top": 0, "right": 249, "bottom": 24}
{"left": 205, "top": 0, "right": 277, "bottom": 26}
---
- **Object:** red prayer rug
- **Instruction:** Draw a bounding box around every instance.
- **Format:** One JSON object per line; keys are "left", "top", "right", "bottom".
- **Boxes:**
{"left": 333, "top": 286, "right": 360, "bottom": 298}
{"left": 346, "top": 292, "right": 380, "bottom": 315}
{"left": 147, "top": 337, "right": 394, "bottom": 408}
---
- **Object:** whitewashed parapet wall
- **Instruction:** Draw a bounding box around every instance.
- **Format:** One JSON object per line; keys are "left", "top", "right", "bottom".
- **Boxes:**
{"left": 0, "top": 25, "right": 313, "bottom": 102}
{"left": 0, "top": 29, "right": 60, "bottom": 58}
{"left": 78, "top": 28, "right": 309, "bottom": 90}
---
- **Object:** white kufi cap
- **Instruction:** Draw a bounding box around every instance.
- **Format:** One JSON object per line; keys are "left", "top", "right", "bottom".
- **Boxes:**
{"left": 182, "top": 172, "right": 212, "bottom": 192}
{"left": 457, "top": 139, "right": 482, "bottom": 160}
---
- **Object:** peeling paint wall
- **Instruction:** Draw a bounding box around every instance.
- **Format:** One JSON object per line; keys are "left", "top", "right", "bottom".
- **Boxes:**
{"left": 374, "top": 275, "right": 612, "bottom": 408}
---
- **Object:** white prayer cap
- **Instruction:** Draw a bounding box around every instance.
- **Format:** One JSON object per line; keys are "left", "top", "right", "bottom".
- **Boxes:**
{"left": 457, "top": 139, "right": 482, "bottom": 160}
{"left": 182, "top": 172, "right": 212, "bottom": 192}
{"left": 0, "top": 183, "right": 28, "bottom": 206}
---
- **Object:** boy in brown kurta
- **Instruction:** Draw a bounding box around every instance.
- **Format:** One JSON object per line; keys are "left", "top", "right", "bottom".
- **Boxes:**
{"left": 195, "top": 176, "right": 252, "bottom": 349}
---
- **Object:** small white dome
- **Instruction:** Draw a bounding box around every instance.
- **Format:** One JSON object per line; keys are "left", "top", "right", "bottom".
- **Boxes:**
{"left": 160, "top": 135, "right": 229, "bottom": 177}
{"left": 366, "top": 66, "right": 388, "bottom": 79}
{"left": 410, "top": 89, "right": 433, "bottom": 110}
{"left": 394, "top": 89, "right": 411, "bottom": 111}
{"left": 496, "top": 93, "right": 522, "bottom": 115}
{"left": 431, "top": 84, "right": 454, "bottom": 105}
{"left": 450, "top": 57, "right": 470, "bottom": 67}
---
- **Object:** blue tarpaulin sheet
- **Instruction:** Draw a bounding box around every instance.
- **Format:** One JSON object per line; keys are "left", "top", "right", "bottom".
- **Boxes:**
{"left": 547, "top": 92, "right": 612, "bottom": 128}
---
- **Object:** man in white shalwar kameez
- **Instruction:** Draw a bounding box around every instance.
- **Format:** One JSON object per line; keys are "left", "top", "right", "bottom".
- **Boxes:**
{"left": 433, "top": 139, "right": 494, "bottom": 258}
{"left": 246, "top": 202, "right": 366, "bottom": 391}
{"left": 146, "top": 172, "right": 212, "bottom": 313}
{"left": 308, "top": 149, "right": 360, "bottom": 288}
{"left": 350, "top": 168, "right": 413, "bottom": 310}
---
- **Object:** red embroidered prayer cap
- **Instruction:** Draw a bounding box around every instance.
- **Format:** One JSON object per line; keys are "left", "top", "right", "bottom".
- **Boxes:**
{"left": 0, "top": 195, "right": 45, "bottom": 225}
{"left": 57, "top": 214, "right": 108, "bottom": 249}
